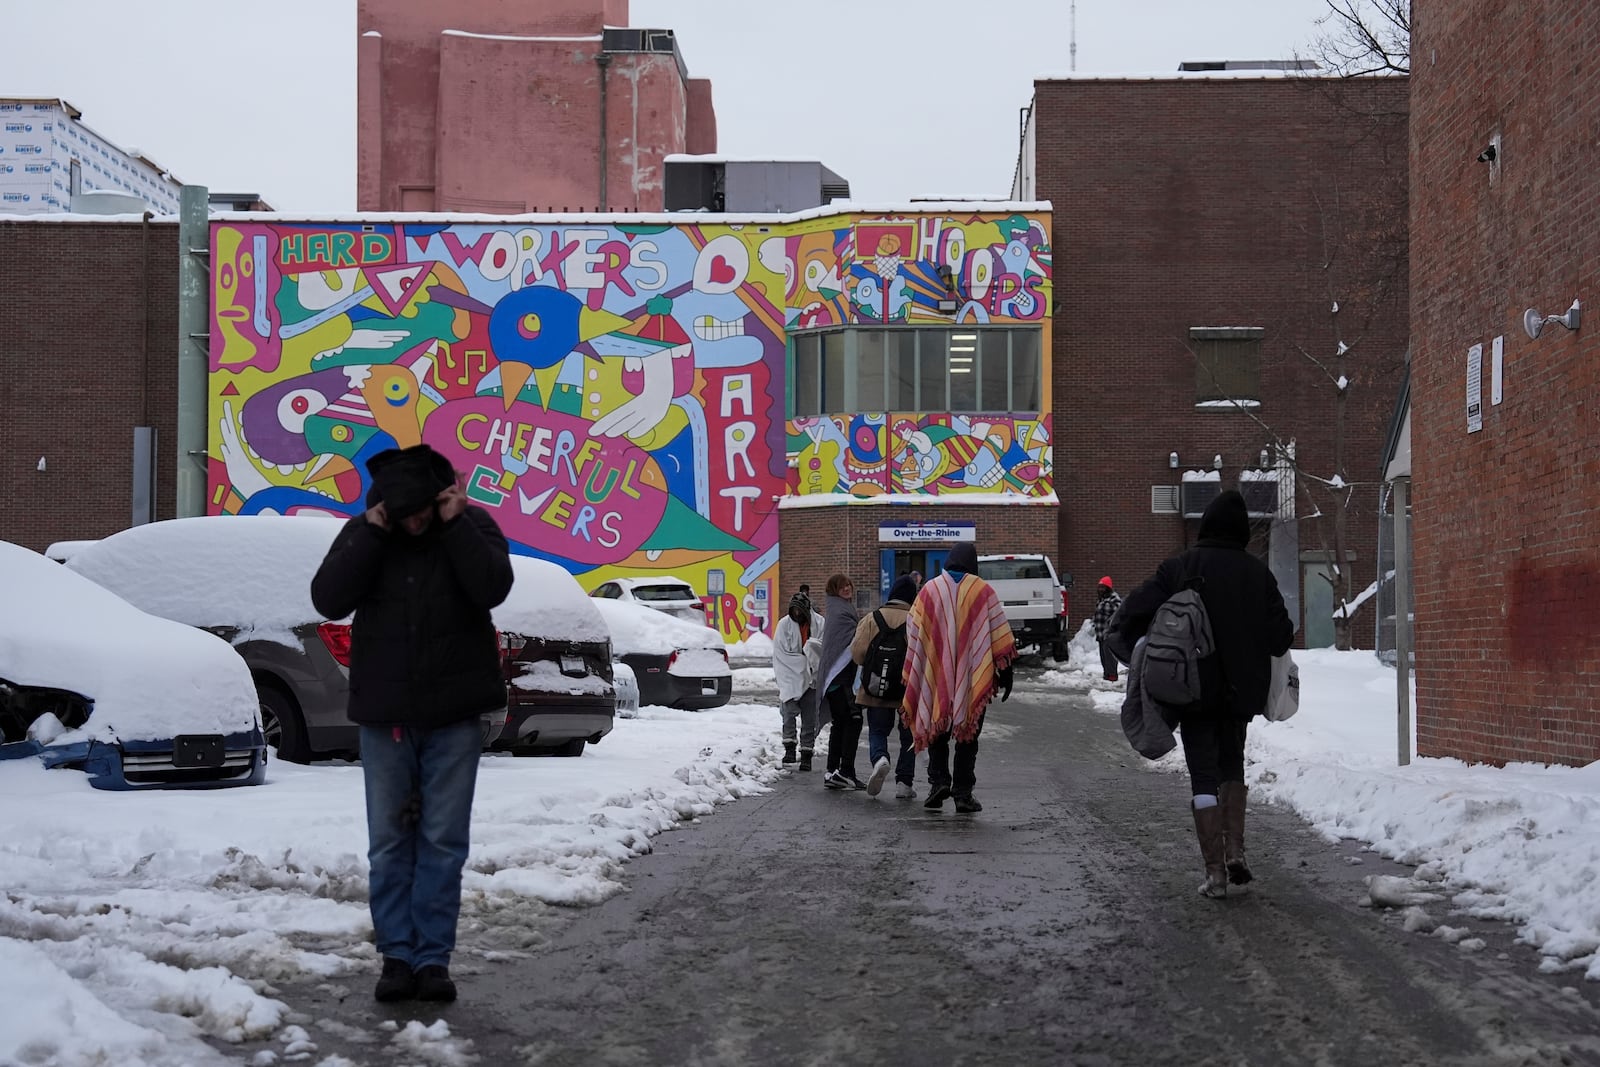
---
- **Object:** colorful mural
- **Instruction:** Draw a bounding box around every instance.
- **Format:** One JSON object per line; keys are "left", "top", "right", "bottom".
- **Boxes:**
{"left": 208, "top": 210, "right": 1051, "bottom": 638}
{"left": 787, "top": 414, "right": 1053, "bottom": 498}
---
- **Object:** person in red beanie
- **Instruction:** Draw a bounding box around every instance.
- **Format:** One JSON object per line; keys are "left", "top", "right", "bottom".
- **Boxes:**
{"left": 1092, "top": 576, "right": 1124, "bottom": 682}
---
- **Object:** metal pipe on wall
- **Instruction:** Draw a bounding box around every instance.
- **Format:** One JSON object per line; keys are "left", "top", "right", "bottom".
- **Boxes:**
{"left": 597, "top": 53, "right": 612, "bottom": 210}
{"left": 176, "top": 185, "right": 209, "bottom": 518}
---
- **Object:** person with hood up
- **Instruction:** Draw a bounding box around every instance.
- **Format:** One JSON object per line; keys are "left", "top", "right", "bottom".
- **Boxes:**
{"left": 1092, "top": 576, "right": 1124, "bottom": 682}
{"left": 772, "top": 591, "right": 825, "bottom": 771}
{"left": 817, "top": 573, "right": 865, "bottom": 790}
{"left": 900, "top": 544, "right": 1016, "bottom": 813}
{"left": 1109, "top": 489, "right": 1295, "bottom": 898}
{"left": 852, "top": 574, "right": 920, "bottom": 798}
{"left": 310, "top": 444, "right": 514, "bottom": 1003}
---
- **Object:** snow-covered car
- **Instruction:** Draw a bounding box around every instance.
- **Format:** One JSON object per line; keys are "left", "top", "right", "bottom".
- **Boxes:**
{"left": 592, "top": 599, "right": 732, "bottom": 710}
{"left": 494, "top": 556, "right": 616, "bottom": 756}
{"left": 0, "top": 540, "right": 266, "bottom": 790}
{"left": 589, "top": 576, "right": 708, "bottom": 626}
{"left": 65, "top": 516, "right": 515, "bottom": 763}
{"left": 612, "top": 661, "right": 641, "bottom": 715}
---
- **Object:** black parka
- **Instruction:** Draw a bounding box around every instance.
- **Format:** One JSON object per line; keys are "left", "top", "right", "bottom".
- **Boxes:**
{"left": 310, "top": 507, "right": 514, "bottom": 728}
{"left": 1110, "top": 491, "right": 1295, "bottom": 721}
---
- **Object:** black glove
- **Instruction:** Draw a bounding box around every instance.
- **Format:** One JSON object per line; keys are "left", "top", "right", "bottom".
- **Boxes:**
{"left": 997, "top": 664, "right": 1013, "bottom": 703}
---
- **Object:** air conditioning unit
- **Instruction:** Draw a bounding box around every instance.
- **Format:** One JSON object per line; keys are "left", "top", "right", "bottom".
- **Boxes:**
{"left": 1181, "top": 480, "right": 1221, "bottom": 518}
{"left": 1240, "top": 475, "right": 1279, "bottom": 517}
{"left": 1151, "top": 485, "right": 1180, "bottom": 515}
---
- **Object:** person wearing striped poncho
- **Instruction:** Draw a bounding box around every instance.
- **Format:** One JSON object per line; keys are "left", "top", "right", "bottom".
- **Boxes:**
{"left": 900, "top": 542, "right": 1016, "bottom": 814}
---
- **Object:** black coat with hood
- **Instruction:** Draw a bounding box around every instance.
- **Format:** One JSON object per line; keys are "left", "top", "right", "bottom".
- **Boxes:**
{"left": 1110, "top": 490, "right": 1295, "bottom": 721}
{"left": 310, "top": 447, "right": 515, "bottom": 730}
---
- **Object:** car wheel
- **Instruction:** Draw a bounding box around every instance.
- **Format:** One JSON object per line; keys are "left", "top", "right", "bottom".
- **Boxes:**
{"left": 258, "top": 685, "right": 312, "bottom": 764}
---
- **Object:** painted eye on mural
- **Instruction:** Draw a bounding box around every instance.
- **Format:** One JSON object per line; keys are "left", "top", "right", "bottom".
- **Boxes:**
{"left": 331, "top": 423, "right": 352, "bottom": 443}
{"left": 518, "top": 312, "right": 543, "bottom": 339}
{"left": 277, "top": 388, "right": 329, "bottom": 433}
{"left": 218, "top": 264, "right": 235, "bottom": 290}
{"left": 384, "top": 378, "right": 412, "bottom": 407}
{"left": 804, "top": 261, "right": 825, "bottom": 289}
{"left": 239, "top": 253, "right": 254, "bottom": 278}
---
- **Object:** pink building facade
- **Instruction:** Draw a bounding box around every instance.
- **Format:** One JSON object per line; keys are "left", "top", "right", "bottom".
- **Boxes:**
{"left": 357, "top": 0, "right": 717, "bottom": 213}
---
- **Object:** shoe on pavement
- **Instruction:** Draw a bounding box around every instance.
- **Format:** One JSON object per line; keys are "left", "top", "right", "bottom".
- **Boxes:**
{"left": 823, "top": 770, "right": 850, "bottom": 790}
{"left": 782, "top": 742, "right": 797, "bottom": 765}
{"left": 414, "top": 964, "right": 457, "bottom": 1003}
{"left": 924, "top": 785, "right": 951, "bottom": 809}
{"left": 953, "top": 794, "right": 983, "bottom": 814}
{"left": 894, "top": 782, "right": 917, "bottom": 800}
{"left": 374, "top": 957, "right": 416, "bottom": 1002}
{"left": 866, "top": 757, "right": 891, "bottom": 796}
{"left": 845, "top": 774, "right": 867, "bottom": 790}
{"left": 798, "top": 751, "right": 813, "bottom": 772}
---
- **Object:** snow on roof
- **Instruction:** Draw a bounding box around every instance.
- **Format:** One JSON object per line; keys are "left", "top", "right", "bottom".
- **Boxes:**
{"left": 0, "top": 541, "right": 256, "bottom": 742}
{"left": 497, "top": 556, "right": 608, "bottom": 643}
{"left": 664, "top": 154, "right": 825, "bottom": 165}
{"left": 778, "top": 492, "right": 1059, "bottom": 510}
{"left": 441, "top": 28, "right": 602, "bottom": 42}
{"left": 0, "top": 213, "right": 178, "bottom": 224}
{"left": 65, "top": 516, "right": 347, "bottom": 639}
{"left": 1181, "top": 470, "right": 1222, "bottom": 482}
{"left": 209, "top": 200, "right": 1053, "bottom": 227}
{"left": 592, "top": 598, "right": 722, "bottom": 657}
{"left": 1033, "top": 67, "right": 1352, "bottom": 83}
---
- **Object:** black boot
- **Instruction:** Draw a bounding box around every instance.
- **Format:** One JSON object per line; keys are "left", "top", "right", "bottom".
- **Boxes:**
{"left": 374, "top": 957, "right": 416, "bottom": 1002}
{"left": 782, "top": 742, "right": 797, "bottom": 765}
{"left": 798, "top": 749, "right": 813, "bottom": 771}
{"left": 415, "top": 964, "right": 457, "bottom": 1003}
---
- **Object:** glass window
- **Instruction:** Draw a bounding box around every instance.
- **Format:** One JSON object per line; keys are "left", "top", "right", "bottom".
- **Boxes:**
{"left": 855, "top": 330, "right": 887, "bottom": 412}
{"left": 916, "top": 330, "right": 948, "bottom": 409}
{"left": 888, "top": 330, "right": 917, "bottom": 411}
{"left": 978, "top": 331, "right": 1009, "bottom": 411}
{"left": 1012, "top": 329, "right": 1042, "bottom": 411}
{"left": 794, "top": 334, "right": 820, "bottom": 417}
{"left": 821, "top": 332, "right": 846, "bottom": 413}
{"left": 949, "top": 340, "right": 978, "bottom": 411}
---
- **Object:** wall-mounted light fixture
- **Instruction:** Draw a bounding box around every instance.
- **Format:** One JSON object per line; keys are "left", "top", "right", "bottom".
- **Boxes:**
{"left": 1259, "top": 448, "right": 1270, "bottom": 468}
{"left": 935, "top": 265, "right": 957, "bottom": 313}
{"left": 1213, "top": 454, "right": 1223, "bottom": 471}
{"left": 1524, "top": 299, "right": 1581, "bottom": 339}
{"left": 36, "top": 456, "right": 46, "bottom": 472}
{"left": 1169, "top": 451, "right": 1180, "bottom": 469}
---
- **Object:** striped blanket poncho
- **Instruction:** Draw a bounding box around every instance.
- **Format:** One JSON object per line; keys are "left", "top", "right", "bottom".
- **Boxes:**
{"left": 900, "top": 570, "right": 1017, "bottom": 748}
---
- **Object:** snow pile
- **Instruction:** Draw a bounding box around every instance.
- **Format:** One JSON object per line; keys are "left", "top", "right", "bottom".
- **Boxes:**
{"left": 733, "top": 667, "right": 777, "bottom": 692}
{"left": 0, "top": 541, "right": 258, "bottom": 743}
{"left": 65, "top": 516, "right": 346, "bottom": 642}
{"left": 613, "top": 661, "right": 641, "bottom": 715}
{"left": 510, "top": 659, "right": 614, "bottom": 696}
{"left": 0, "top": 702, "right": 785, "bottom": 1065}
{"left": 593, "top": 597, "right": 723, "bottom": 656}
{"left": 497, "top": 556, "right": 609, "bottom": 643}
{"left": 728, "top": 631, "right": 775, "bottom": 659}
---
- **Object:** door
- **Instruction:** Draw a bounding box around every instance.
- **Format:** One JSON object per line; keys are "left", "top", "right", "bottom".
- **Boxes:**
{"left": 1302, "top": 562, "right": 1334, "bottom": 648}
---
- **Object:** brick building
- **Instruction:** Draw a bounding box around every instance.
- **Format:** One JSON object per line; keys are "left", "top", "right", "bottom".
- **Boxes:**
{"left": 1015, "top": 68, "right": 1410, "bottom": 647}
{"left": 0, "top": 219, "right": 180, "bottom": 551}
{"left": 1409, "top": 1, "right": 1600, "bottom": 765}
{"left": 357, "top": 0, "right": 717, "bottom": 213}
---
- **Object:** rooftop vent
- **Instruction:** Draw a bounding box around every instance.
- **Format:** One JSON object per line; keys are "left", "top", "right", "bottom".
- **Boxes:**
{"left": 1151, "top": 485, "right": 1180, "bottom": 515}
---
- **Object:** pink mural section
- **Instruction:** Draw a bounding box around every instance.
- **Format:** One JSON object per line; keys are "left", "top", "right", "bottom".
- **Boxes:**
{"left": 787, "top": 414, "right": 1054, "bottom": 498}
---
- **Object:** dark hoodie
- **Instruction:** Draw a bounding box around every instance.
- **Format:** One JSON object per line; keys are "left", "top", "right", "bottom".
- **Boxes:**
{"left": 1110, "top": 490, "right": 1295, "bottom": 720}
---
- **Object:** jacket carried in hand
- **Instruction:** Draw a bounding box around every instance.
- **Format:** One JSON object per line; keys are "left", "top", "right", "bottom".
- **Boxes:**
{"left": 772, "top": 611, "right": 825, "bottom": 704}
{"left": 310, "top": 506, "right": 514, "bottom": 729}
{"left": 1109, "top": 490, "right": 1295, "bottom": 721}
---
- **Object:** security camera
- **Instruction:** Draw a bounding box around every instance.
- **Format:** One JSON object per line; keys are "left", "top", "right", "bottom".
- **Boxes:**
{"left": 1476, "top": 144, "right": 1497, "bottom": 164}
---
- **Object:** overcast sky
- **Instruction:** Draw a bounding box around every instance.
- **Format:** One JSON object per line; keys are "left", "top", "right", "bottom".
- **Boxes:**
{"left": 7, "top": 0, "right": 1336, "bottom": 211}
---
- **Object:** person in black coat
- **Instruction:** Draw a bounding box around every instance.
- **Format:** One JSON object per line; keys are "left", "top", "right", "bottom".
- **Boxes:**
{"left": 311, "top": 444, "right": 513, "bottom": 1003}
{"left": 1110, "top": 489, "right": 1295, "bottom": 898}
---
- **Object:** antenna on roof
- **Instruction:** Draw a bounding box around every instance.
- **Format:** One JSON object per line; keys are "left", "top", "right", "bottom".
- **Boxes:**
{"left": 1070, "top": 0, "right": 1077, "bottom": 72}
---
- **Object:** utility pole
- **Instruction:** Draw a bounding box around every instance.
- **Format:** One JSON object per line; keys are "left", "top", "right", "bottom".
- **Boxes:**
{"left": 176, "top": 185, "right": 209, "bottom": 518}
{"left": 1070, "top": 0, "right": 1078, "bottom": 72}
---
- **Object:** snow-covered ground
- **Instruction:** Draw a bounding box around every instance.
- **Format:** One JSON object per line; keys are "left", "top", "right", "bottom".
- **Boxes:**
{"left": 9, "top": 631, "right": 1600, "bottom": 1065}
{"left": 0, "top": 704, "right": 782, "bottom": 1067}
{"left": 1042, "top": 629, "right": 1600, "bottom": 984}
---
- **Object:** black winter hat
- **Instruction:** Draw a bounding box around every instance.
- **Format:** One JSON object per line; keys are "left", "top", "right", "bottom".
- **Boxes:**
{"left": 366, "top": 445, "right": 455, "bottom": 519}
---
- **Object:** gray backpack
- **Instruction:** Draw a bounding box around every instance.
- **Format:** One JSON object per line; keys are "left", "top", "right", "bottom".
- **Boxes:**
{"left": 1140, "top": 581, "right": 1215, "bottom": 709}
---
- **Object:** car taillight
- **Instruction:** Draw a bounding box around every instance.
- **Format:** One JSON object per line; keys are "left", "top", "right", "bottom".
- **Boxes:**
{"left": 667, "top": 650, "right": 679, "bottom": 671}
{"left": 1059, "top": 590, "right": 1069, "bottom": 617}
{"left": 497, "top": 632, "right": 527, "bottom": 667}
{"left": 317, "top": 622, "right": 353, "bottom": 667}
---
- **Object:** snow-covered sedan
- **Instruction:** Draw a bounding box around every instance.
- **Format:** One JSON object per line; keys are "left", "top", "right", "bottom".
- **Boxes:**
{"left": 494, "top": 556, "right": 617, "bottom": 756}
{"left": 589, "top": 576, "right": 708, "bottom": 626}
{"left": 592, "top": 599, "right": 732, "bottom": 710}
{"left": 0, "top": 541, "right": 266, "bottom": 790}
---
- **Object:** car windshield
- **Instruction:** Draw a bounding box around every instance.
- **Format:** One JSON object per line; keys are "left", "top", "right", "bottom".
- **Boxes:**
{"left": 632, "top": 584, "right": 697, "bottom": 603}
{"left": 978, "top": 559, "right": 1051, "bottom": 581}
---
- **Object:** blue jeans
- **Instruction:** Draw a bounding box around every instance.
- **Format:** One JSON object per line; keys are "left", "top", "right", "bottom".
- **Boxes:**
{"left": 361, "top": 720, "right": 481, "bottom": 969}
{"left": 865, "top": 706, "right": 916, "bottom": 785}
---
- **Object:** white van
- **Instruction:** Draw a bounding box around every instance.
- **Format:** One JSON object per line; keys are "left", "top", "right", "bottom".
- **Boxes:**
{"left": 977, "top": 553, "right": 1071, "bottom": 661}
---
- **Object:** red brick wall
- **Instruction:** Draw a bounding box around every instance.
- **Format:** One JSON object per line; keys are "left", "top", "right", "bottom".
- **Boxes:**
{"left": 778, "top": 504, "right": 1060, "bottom": 614}
{"left": 1410, "top": 1, "right": 1600, "bottom": 766}
{"left": 1032, "top": 76, "right": 1410, "bottom": 640}
{"left": 0, "top": 220, "right": 179, "bottom": 553}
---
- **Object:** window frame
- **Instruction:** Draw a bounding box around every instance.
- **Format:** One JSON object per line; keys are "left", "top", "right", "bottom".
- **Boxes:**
{"left": 787, "top": 326, "right": 1043, "bottom": 417}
